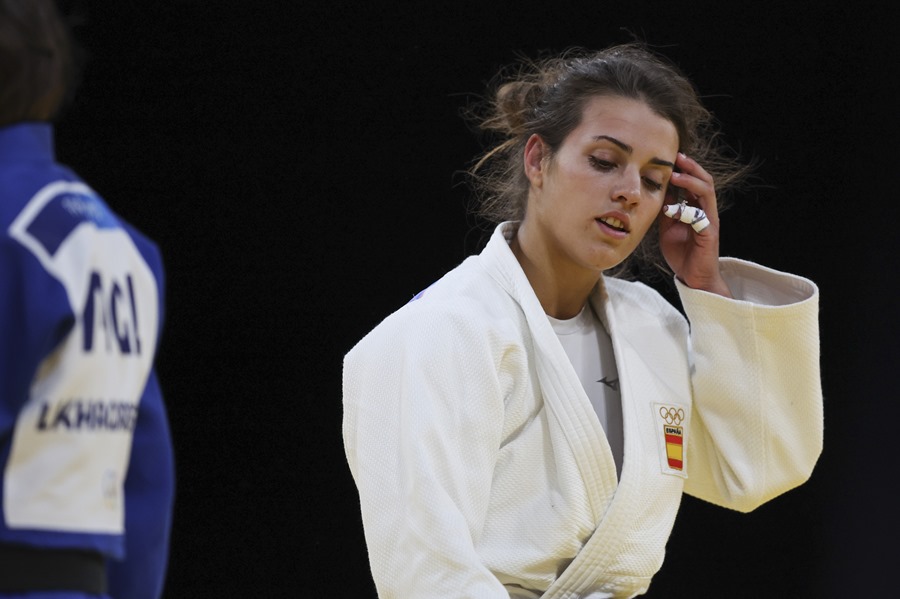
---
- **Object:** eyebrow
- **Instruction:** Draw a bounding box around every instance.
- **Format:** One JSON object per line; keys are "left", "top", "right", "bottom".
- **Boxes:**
{"left": 593, "top": 135, "right": 675, "bottom": 168}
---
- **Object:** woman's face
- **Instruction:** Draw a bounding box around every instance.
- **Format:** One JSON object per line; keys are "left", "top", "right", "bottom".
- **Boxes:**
{"left": 522, "top": 95, "right": 679, "bottom": 275}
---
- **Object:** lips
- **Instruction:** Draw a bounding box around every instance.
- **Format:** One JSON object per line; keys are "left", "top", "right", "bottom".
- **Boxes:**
{"left": 597, "top": 214, "right": 630, "bottom": 233}
{"left": 597, "top": 216, "right": 628, "bottom": 233}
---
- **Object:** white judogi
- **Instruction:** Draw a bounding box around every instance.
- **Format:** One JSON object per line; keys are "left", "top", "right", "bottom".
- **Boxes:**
{"left": 342, "top": 222, "right": 822, "bottom": 598}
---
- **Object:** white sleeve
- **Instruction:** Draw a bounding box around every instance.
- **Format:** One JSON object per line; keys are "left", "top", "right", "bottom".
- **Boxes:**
{"left": 342, "top": 303, "right": 510, "bottom": 598}
{"left": 676, "top": 258, "right": 824, "bottom": 512}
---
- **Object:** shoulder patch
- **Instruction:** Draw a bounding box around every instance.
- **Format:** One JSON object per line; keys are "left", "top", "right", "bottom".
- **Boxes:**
{"left": 10, "top": 181, "right": 118, "bottom": 258}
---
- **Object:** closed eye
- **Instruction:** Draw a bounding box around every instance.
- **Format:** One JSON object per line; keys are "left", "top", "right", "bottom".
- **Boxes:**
{"left": 588, "top": 156, "right": 615, "bottom": 171}
{"left": 590, "top": 156, "right": 665, "bottom": 192}
{"left": 643, "top": 177, "right": 663, "bottom": 191}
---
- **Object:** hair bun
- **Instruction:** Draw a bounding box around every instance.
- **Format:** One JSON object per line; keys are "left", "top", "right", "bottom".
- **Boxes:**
{"left": 492, "top": 80, "right": 543, "bottom": 135}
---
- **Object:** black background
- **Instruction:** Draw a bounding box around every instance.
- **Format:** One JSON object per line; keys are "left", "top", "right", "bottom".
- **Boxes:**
{"left": 51, "top": 0, "right": 896, "bottom": 597}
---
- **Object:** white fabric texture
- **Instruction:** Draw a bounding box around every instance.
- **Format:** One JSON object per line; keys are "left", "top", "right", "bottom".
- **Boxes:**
{"left": 342, "top": 222, "right": 823, "bottom": 598}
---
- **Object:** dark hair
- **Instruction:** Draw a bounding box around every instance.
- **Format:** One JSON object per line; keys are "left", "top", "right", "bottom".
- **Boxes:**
{"left": 0, "top": 0, "right": 74, "bottom": 127}
{"left": 466, "top": 43, "right": 750, "bottom": 277}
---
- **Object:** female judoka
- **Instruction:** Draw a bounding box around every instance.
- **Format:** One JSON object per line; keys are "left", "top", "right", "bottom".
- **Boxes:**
{"left": 342, "top": 43, "right": 823, "bottom": 598}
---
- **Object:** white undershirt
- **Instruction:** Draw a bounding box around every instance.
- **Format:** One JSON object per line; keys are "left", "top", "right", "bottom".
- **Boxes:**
{"left": 547, "top": 304, "right": 624, "bottom": 478}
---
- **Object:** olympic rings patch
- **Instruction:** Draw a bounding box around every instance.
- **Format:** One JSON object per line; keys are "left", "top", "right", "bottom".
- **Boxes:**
{"left": 659, "top": 406, "right": 685, "bottom": 426}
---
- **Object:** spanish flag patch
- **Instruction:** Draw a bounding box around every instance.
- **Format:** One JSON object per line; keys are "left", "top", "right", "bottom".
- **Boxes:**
{"left": 664, "top": 424, "right": 684, "bottom": 470}
{"left": 653, "top": 403, "right": 689, "bottom": 478}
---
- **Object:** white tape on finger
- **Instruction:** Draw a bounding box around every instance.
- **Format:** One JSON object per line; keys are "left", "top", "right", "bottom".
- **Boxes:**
{"left": 663, "top": 202, "right": 710, "bottom": 233}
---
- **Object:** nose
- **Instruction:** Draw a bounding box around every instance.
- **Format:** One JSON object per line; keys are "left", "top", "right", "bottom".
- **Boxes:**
{"left": 612, "top": 166, "right": 641, "bottom": 206}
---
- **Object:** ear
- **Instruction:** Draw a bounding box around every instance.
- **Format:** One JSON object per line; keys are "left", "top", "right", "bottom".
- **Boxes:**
{"left": 523, "top": 134, "right": 546, "bottom": 188}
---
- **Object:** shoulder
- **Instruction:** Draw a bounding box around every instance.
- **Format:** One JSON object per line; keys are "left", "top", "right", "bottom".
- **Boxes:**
{"left": 5, "top": 176, "right": 161, "bottom": 275}
{"left": 8, "top": 179, "right": 116, "bottom": 255}
{"left": 347, "top": 256, "right": 526, "bottom": 367}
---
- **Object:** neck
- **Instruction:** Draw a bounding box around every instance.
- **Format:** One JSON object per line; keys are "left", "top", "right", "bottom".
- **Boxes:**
{"left": 510, "top": 227, "right": 600, "bottom": 320}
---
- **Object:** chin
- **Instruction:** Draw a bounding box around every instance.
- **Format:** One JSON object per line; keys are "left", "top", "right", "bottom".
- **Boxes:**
{"left": 586, "top": 249, "right": 628, "bottom": 273}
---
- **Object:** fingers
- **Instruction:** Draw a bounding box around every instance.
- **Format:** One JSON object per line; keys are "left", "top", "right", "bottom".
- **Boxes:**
{"left": 670, "top": 153, "right": 714, "bottom": 204}
{"left": 673, "top": 152, "right": 714, "bottom": 185}
{"left": 665, "top": 152, "right": 719, "bottom": 227}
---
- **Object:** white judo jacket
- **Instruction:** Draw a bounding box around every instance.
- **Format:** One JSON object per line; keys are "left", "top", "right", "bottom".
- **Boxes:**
{"left": 342, "top": 222, "right": 823, "bottom": 598}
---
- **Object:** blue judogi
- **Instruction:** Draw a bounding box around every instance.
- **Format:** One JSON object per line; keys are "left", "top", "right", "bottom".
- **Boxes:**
{"left": 0, "top": 123, "right": 174, "bottom": 599}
